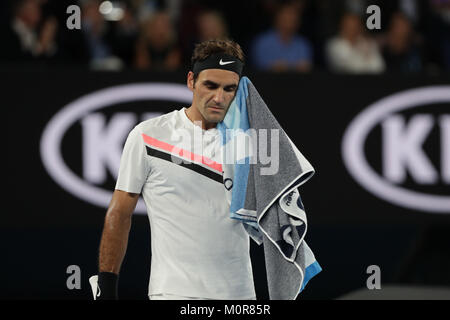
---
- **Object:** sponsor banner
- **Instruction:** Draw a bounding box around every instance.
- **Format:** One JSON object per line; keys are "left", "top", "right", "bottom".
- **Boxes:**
{"left": 342, "top": 86, "right": 450, "bottom": 213}
{"left": 40, "top": 82, "right": 192, "bottom": 214}
{"left": 5, "top": 71, "right": 450, "bottom": 227}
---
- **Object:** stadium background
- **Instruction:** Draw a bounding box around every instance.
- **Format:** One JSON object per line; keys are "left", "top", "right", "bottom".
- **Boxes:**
{"left": 2, "top": 0, "right": 450, "bottom": 300}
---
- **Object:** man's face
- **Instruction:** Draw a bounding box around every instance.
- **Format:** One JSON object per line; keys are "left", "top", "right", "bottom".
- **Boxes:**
{"left": 187, "top": 69, "right": 239, "bottom": 127}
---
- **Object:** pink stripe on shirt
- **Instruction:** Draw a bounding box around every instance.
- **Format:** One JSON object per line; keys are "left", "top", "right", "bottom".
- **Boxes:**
{"left": 142, "top": 133, "right": 223, "bottom": 173}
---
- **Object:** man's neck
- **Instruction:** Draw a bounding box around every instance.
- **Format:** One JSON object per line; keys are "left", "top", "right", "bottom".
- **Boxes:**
{"left": 185, "top": 106, "right": 217, "bottom": 130}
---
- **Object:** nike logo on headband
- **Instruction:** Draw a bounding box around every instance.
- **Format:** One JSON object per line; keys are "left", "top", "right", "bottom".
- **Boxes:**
{"left": 219, "top": 59, "right": 235, "bottom": 65}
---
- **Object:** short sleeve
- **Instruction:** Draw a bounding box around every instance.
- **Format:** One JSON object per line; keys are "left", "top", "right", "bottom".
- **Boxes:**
{"left": 115, "top": 125, "right": 150, "bottom": 194}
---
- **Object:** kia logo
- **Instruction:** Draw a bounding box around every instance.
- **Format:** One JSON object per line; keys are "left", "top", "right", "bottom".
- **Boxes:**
{"left": 40, "top": 83, "right": 192, "bottom": 214}
{"left": 342, "top": 86, "right": 450, "bottom": 213}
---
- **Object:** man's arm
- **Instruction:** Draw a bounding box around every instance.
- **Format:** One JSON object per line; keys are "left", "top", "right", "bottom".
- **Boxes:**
{"left": 99, "top": 189, "right": 139, "bottom": 274}
{"left": 93, "top": 190, "right": 139, "bottom": 299}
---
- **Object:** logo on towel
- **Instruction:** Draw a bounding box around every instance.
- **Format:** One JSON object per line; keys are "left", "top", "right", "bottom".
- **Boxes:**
{"left": 219, "top": 59, "right": 235, "bottom": 66}
{"left": 285, "top": 191, "right": 295, "bottom": 206}
{"left": 40, "top": 83, "right": 193, "bottom": 215}
{"left": 342, "top": 86, "right": 450, "bottom": 213}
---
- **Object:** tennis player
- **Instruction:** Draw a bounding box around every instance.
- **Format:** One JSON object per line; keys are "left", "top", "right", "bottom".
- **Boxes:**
{"left": 92, "top": 39, "right": 256, "bottom": 300}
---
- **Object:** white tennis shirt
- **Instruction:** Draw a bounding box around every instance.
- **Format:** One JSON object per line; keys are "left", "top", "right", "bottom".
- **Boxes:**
{"left": 115, "top": 107, "right": 256, "bottom": 299}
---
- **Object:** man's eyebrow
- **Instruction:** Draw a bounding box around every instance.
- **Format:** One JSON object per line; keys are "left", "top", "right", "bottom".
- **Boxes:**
{"left": 203, "top": 80, "right": 238, "bottom": 88}
{"left": 202, "top": 80, "right": 219, "bottom": 86}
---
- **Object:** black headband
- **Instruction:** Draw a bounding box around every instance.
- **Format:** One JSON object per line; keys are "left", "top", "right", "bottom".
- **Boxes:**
{"left": 192, "top": 53, "right": 244, "bottom": 77}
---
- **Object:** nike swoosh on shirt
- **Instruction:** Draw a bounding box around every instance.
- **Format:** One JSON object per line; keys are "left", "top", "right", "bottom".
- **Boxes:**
{"left": 219, "top": 59, "right": 235, "bottom": 65}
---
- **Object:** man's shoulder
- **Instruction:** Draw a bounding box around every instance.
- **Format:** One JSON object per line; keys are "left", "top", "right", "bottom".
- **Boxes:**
{"left": 135, "top": 108, "right": 180, "bottom": 132}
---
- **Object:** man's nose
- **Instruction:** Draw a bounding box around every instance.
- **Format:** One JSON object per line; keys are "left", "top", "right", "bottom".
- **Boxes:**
{"left": 213, "top": 88, "right": 224, "bottom": 104}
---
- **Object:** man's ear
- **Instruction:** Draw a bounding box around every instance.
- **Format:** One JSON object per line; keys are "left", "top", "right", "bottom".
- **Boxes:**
{"left": 187, "top": 71, "right": 195, "bottom": 92}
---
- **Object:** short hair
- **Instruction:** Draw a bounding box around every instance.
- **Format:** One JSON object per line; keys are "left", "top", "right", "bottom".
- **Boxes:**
{"left": 190, "top": 39, "right": 245, "bottom": 84}
{"left": 191, "top": 39, "right": 245, "bottom": 68}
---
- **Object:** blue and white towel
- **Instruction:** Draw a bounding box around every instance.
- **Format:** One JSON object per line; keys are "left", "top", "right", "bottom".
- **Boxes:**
{"left": 217, "top": 76, "right": 322, "bottom": 300}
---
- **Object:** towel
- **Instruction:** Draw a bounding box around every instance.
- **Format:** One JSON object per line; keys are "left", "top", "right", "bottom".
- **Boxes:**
{"left": 89, "top": 275, "right": 99, "bottom": 300}
{"left": 217, "top": 76, "right": 322, "bottom": 300}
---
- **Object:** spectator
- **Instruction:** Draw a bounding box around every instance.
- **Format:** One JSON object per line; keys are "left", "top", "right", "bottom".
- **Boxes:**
{"left": 106, "top": 4, "right": 140, "bottom": 68}
{"left": 426, "top": 0, "right": 450, "bottom": 71}
{"left": 325, "top": 12, "right": 385, "bottom": 74}
{"left": 176, "top": 0, "right": 204, "bottom": 66}
{"left": 132, "top": 0, "right": 162, "bottom": 23}
{"left": 176, "top": 9, "right": 228, "bottom": 67}
{"left": 381, "top": 12, "right": 423, "bottom": 73}
{"left": 196, "top": 10, "right": 229, "bottom": 42}
{"left": 134, "top": 10, "right": 181, "bottom": 71}
{"left": 2, "top": 0, "right": 58, "bottom": 63}
{"left": 81, "top": 0, "right": 123, "bottom": 70}
{"left": 250, "top": 0, "right": 313, "bottom": 72}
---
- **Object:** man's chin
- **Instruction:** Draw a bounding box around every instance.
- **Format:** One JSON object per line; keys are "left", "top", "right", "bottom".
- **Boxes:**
{"left": 205, "top": 116, "right": 224, "bottom": 124}
{"left": 205, "top": 110, "right": 226, "bottom": 123}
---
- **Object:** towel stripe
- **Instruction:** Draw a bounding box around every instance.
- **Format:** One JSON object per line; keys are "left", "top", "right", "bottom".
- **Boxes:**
{"left": 145, "top": 146, "right": 223, "bottom": 184}
{"left": 300, "top": 261, "right": 322, "bottom": 292}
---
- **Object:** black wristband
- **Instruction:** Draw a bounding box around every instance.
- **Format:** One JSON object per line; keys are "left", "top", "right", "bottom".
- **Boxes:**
{"left": 97, "top": 272, "right": 119, "bottom": 300}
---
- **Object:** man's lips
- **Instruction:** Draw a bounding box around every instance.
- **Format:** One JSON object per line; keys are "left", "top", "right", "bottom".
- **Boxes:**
{"left": 208, "top": 106, "right": 224, "bottom": 111}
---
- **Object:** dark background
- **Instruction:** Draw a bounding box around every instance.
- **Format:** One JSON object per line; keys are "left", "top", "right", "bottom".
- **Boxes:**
{"left": 2, "top": 0, "right": 450, "bottom": 300}
{"left": 3, "top": 71, "right": 450, "bottom": 300}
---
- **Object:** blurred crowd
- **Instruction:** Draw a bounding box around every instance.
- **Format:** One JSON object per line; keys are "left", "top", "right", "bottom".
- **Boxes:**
{"left": 1, "top": 0, "right": 449, "bottom": 74}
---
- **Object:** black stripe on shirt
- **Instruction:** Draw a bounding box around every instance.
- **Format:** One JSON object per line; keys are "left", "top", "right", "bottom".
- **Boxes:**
{"left": 145, "top": 146, "right": 223, "bottom": 184}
